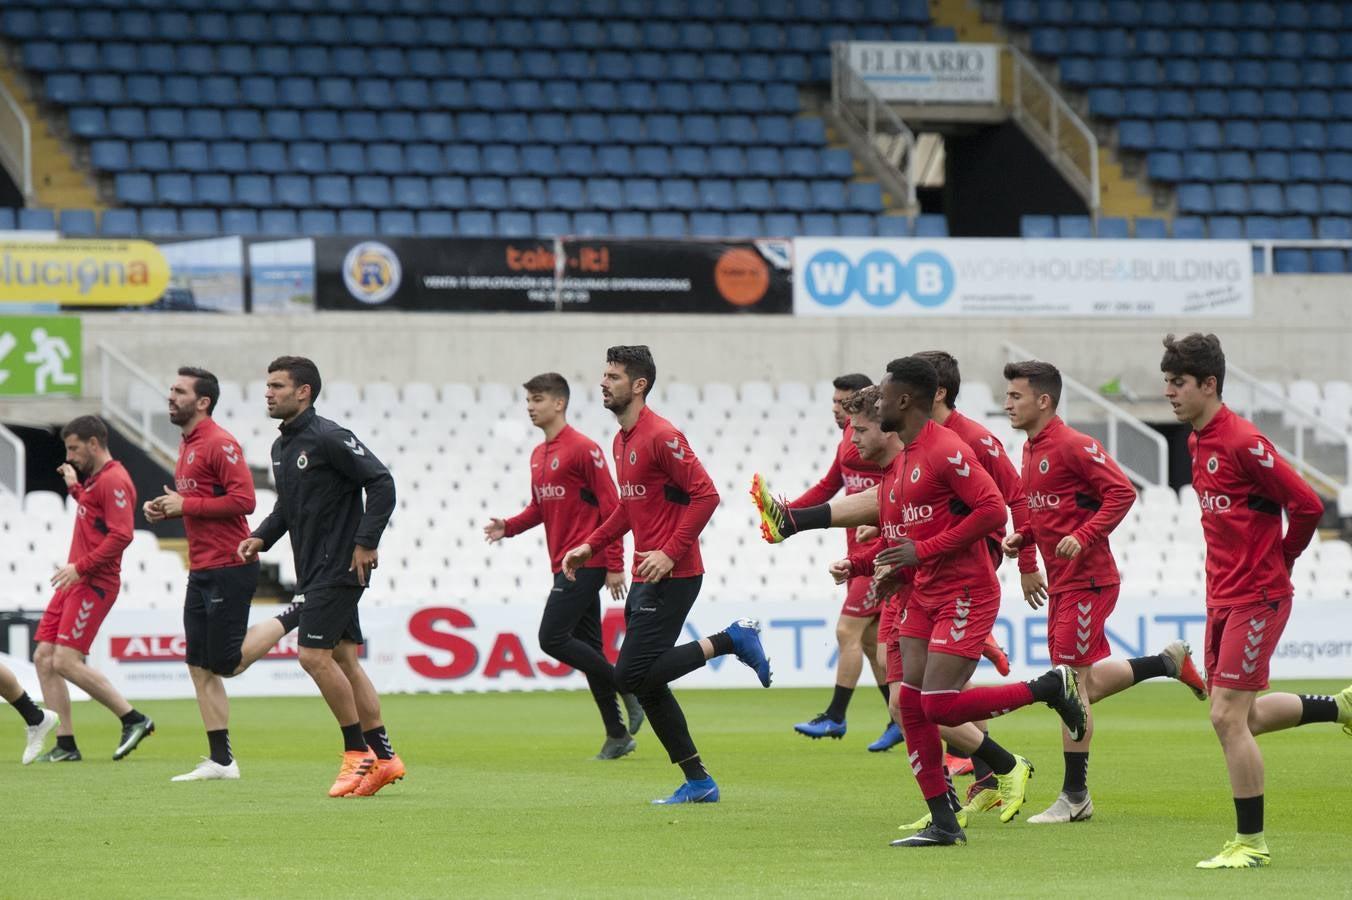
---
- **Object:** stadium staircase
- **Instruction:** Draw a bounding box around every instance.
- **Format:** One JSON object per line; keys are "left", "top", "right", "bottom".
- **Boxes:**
{"left": 0, "top": 49, "right": 99, "bottom": 212}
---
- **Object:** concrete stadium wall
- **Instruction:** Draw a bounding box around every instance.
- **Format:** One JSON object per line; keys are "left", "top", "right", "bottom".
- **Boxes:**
{"left": 78, "top": 274, "right": 1352, "bottom": 403}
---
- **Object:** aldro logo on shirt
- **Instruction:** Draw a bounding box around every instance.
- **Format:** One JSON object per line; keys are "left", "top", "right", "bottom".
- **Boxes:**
{"left": 901, "top": 503, "right": 934, "bottom": 526}
{"left": 619, "top": 482, "right": 647, "bottom": 498}
{"left": 843, "top": 473, "right": 877, "bottom": 491}
{"left": 1027, "top": 491, "right": 1062, "bottom": 510}
{"left": 1198, "top": 492, "right": 1233, "bottom": 513}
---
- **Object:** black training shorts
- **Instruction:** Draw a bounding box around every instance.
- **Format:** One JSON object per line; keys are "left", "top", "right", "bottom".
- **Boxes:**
{"left": 297, "top": 585, "right": 365, "bottom": 650}
{"left": 184, "top": 561, "right": 260, "bottom": 675}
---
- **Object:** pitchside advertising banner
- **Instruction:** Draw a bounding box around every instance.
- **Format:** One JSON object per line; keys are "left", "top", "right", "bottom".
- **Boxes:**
{"left": 845, "top": 41, "right": 1001, "bottom": 104}
{"left": 794, "top": 238, "right": 1254, "bottom": 318}
{"left": 5, "top": 593, "right": 1348, "bottom": 700}
{"left": 315, "top": 236, "right": 793, "bottom": 314}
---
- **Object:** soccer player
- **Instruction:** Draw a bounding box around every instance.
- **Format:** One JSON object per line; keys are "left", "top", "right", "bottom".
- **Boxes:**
{"left": 237, "top": 356, "right": 405, "bottom": 797}
{"left": 31, "top": 415, "right": 154, "bottom": 762}
{"left": 1002, "top": 359, "right": 1209, "bottom": 824}
{"left": 561, "top": 345, "right": 772, "bottom": 805}
{"left": 782, "top": 373, "right": 895, "bottom": 749}
{"left": 144, "top": 366, "right": 305, "bottom": 782}
{"left": 2, "top": 661, "right": 58, "bottom": 764}
{"left": 865, "top": 357, "right": 1084, "bottom": 847}
{"left": 827, "top": 387, "right": 1032, "bottom": 833}
{"left": 484, "top": 371, "right": 645, "bottom": 760}
{"left": 1160, "top": 333, "right": 1352, "bottom": 868}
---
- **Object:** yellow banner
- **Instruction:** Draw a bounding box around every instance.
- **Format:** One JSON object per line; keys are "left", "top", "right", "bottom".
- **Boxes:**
{"left": 0, "top": 240, "right": 170, "bottom": 306}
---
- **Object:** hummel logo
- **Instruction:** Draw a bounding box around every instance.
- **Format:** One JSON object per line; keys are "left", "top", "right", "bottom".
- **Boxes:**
{"left": 1248, "top": 633, "right": 1262, "bottom": 646}
{"left": 223, "top": 443, "right": 240, "bottom": 465}
{"left": 1083, "top": 443, "right": 1107, "bottom": 465}
{"left": 1076, "top": 629, "right": 1091, "bottom": 642}
{"left": 1076, "top": 642, "right": 1091, "bottom": 655}
{"left": 113, "top": 488, "right": 128, "bottom": 509}
{"left": 1077, "top": 601, "right": 1092, "bottom": 614}
{"left": 1244, "top": 647, "right": 1261, "bottom": 661}
{"left": 980, "top": 435, "right": 1000, "bottom": 457}
{"left": 1241, "top": 661, "right": 1257, "bottom": 674}
{"left": 1077, "top": 615, "right": 1092, "bottom": 628}
{"left": 344, "top": 437, "right": 366, "bottom": 456}
{"left": 665, "top": 438, "right": 685, "bottom": 460}
{"left": 946, "top": 450, "right": 970, "bottom": 477}
{"left": 590, "top": 448, "right": 605, "bottom": 468}
{"left": 306, "top": 633, "right": 326, "bottom": 641}
{"left": 1250, "top": 618, "right": 1266, "bottom": 630}
{"left": 950, "top": 627, "right": 966, "bottom": 641}
{"left": 1248, "top": 441, "right": 1275, "bottom": 468}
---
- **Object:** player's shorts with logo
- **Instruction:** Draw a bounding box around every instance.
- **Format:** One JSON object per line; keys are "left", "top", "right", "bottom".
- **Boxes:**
{"left": 298, "top": 585, "right": 365, "bottom": 649}
{"left": 1204, "top": 596, "right": 1292, "bottom": 692}
{"left": 841, "top": 574, "right": 882, "bottom": 618}
{"left": 1046, "top": 584, "right": 1119, "bottom": 667}
{"left": 897, "top": 588, "right": 1000, "bottom": 660}
{"left": 184, "top": 561, "right": 260, "bottom": 674}
{"left": 36, "top": 582, "right": 118, "bottom": 654}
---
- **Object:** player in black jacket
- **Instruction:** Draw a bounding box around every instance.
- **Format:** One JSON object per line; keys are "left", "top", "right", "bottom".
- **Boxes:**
{"left": 238, "top": 356, "right": 404, "bottom": 797}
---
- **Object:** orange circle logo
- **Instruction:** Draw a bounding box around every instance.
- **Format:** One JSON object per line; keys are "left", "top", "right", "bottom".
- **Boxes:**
{"left": 714, "top": 248, "right": 770, "bottom": 307}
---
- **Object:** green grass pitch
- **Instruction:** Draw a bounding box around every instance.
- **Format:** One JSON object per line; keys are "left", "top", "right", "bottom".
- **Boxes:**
{"left": 6, "top": 681, "right": 1349, "bottom": 898}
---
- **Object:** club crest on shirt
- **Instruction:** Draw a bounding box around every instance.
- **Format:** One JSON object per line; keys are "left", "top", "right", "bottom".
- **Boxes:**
{"left": 550, "top": 457, "right": 560, "bottom": 471}
{"left": 629, "top": 450, "right": 637, "bottom": 465}
{"left": 1039, "top": 457, "right": 1049, "bottom": 474}
{"left": 297, "top": 451, "right": 309, "bottom": 470}
{"left": 888, "top": 486, "right": 896, "bottom": 503}
{"left": 186, "top": 450, "right": 196, "bottom": 464}
{"left": 910, "top": 466, "right": 921, "bottom": 483}
{"left": 1207, "top": 455, "right": 1219, "bottom": 474}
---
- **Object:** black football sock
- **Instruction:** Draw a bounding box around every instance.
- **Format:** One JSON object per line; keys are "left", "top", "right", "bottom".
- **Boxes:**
{"left": 971, "top": 733, "right": 1017, "bottom": 776}
{"left": 119, "top": 709, "right": 147, "bottom": 726}
{"left": 207, "top": 728, "right": 232, "bottom": 766}
{"left": 678, "top": 754, "right": 709, "bottom": 781}
{"left": 707, "top": 631, "right": 735, "bottom": 657}
{"left": 9, "top": 692, "right": 44, "bottom": 727}
{"left": 363, "top": 725, "right": 395, "bottom": 760}
{"left": 57, "top": 734, "right": 78, "bottom": 753}
{"left": 1129, "top": 655, "right": 1169, "bottom": 683}
{"left": 784, "top": 503, "right": 830, "bottom": 534}
{"left": 1234, "top": 795, "right": 1264, "bottom": 836}
{"left": 926, "top": 793, "right": 961, "bottom": 832}
{"left": 824, "top": 685, "right": 853, "bottom": 722}
{"left": 877, "top": 683, "right": 891, "bottom": 707}
{"left": 1063, "top": 751, "right": 1089, "bottom": 795}
{"left": 340, "top": 722, "right": 367, "bottom": 753}
{"left": 1297, "top": 694, "right": 1339, "bottom": 725}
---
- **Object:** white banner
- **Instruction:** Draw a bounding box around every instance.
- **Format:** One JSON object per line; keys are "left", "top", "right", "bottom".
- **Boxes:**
{"left": 5, "top": 593, "right": 1348, "bottom": 700}
{"left": 846, "top": 42, "right": 1000, "bottom": 104}
{"left": 793, "top": 238, "right": 1254, "bottom": 318}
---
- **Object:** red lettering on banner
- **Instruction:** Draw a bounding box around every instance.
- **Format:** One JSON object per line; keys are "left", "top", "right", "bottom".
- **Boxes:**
{"left": 406, "top": 608, "right": 478, "bottom": 679}
{"left": 110, "top": 635, "right": 188, "bottom": 661}
{"left": 483, "top": 633, "right": 534, "bottom": 679}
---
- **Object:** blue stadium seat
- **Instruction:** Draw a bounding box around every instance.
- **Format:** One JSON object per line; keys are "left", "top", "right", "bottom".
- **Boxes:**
{"left": 837, "top": 214, "right": 873, "bottom": 237}
{"left": 810, "top": 181, "right": 847, "bottom": 212}
{"left": 378, "top": 210, "right": 417, "bottom": 236}
{"left": 1252, "top": 152, "right": 1289, "bottom": 182}
{"left": 689, "top": 212, "right": 728, "bottom": 237}
{"left": 735, "top": 180, "right": 775, "bottom": 211}
{"left": 296, "top": 210, "right": 335, "bottom": 235}
{"left": 338, "top": 210, "right": 377, "bottom": 235}
{"left": 139, "top": 208, "right": 179, "bottom": 237}
{"left": 610, "top": 211, "right": 649, "bottom": 237}
{"left": 193, "top": 174, "right": 231, "bottom": 206}
{"left": 278, "top": 174, "right": 316, "bottom": 208}
{"left": 1318, "top": 216, "right": 1352, "bottom": 239}
{"left": 256, "top": 210, "right": 297, "bottom": 236}
{"left": 1215, "top": 151, "right": 1252, "bottom": 181}
{"left": 1285, "top": 183, "right": 1321, "bottom": 216}
{"left": 353, "top": 176, "right": 392, "bottom": 208}
{"left": 1311, "top": 249, "right": 1348, "bottom": 273}
{"left": 646, "top": 211, "right": 685, "bottom": 237}
{"left": 115, "top": 173, "right": 154, "bottom": 206}
{"left": 99, "top": 209, "right": 138, "bottom": 237}
{"left": 1021, "top": 215, "right": 1057, "bottom": 238}
{"left": 509, "top": 177, "right": 547, "bottom": 210}
{"left": 1170, "top": 216, "right": 1204, "bottom": 238}
{"left": 548, "top": 178, "right": 587, "bottom": 210}
{"left": 1177, "top": 183, "right": 1215, "bottom": 213}
{"left": 1277, "top": 216, "right": 1314, "bottom": 240}
{"left": 180, "top": 208, "right": 220, "bottom": 236}
{"left": 1134, "top": 217, "right": 1168, "bottom": 238}
{"left": 1274, "top": 250, "right": 1312, "bottom": 273}
{"left": 1097, "top": 217, "right": 1130, "bottom": 238}
{"left": 1324, "top": 184, "right": 1352, "bottom": 214}
{"left": 131, "top": 141, "right": 171, "bottom": 172}
{"left": 1249, "top": 183, "right": 1284, "bottom": 214}
{"left": 59, "top": 209, "right": 97, "bottom": 237}
{"left": 234, "top": 175, "right": 272, "bottom": 207}
{"left": 573, "top": 212, "right": 612, "bottom": 236}
{"left": 914, "top": 214, "right": 949, "bottom": 237}
{"left": 1244, "top": 216, "right": 1280, "bottom": 239}
{"left": 1207, "top": 216, "right": 1243, "bottom": 239}
{"left": 1148, "top": 152, "right": 1184, "bottom": 181}
{"left": 533, "top": 211, "right": 572, "bottom": 236}
{"left": 1117, "top": 121, "right": 1153, "bottom": 150}
{"left": 18, "top": 208, "right": 57, "bottom": 231}
{"left": 587, "top": 178, "right": 625, "bottom": 211}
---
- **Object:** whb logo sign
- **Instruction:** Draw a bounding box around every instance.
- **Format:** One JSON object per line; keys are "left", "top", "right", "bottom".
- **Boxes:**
{"left": 793, "top": 238, "right": 1254, "bottom": 318}
{"left": 0, "top": 315, "right": 81, "bottom": 396}
{"left": 802, "top": 247, "right": 954, "bottom": 309}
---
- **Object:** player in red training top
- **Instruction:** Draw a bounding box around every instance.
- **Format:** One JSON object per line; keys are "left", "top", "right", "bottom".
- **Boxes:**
{"left": 1002, "top": 359, "right": 1208, "bottom": 824}
{"left": 781, "top": 373, "right": 896, "bottom": 749}
{"left": 872, "top": 357, "right": 1085, "bottom": 848}
{"left": 828, "top": 387, "right": 1032, "bottom": 833}
{"left": 485, "top": 371, "right": 645, "bottom": 761}
{"left": 145, "top": 366, "right": 304, "bottom": 782}
{"left": 562, "top": 345, "right": 771, "bottom": 805}
{"left": 31, "top": 416, "right": 154, "bottom": 763}
{"left": 1161, "top": 334, "right": 1352, "bottom": 869}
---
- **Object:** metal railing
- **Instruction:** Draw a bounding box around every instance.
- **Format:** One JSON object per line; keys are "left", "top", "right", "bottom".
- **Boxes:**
{"left": 1224, "top": 363, "right": 1349, "bottom": 497}
{"left": 1004, "top": 46, "right": 1099, "bottom": 215}
{"left": 1005, "top": 341, "right": 1168, "bottom": 488}
{"left": 0, "top": 422, "right": 26, "bottom": 499}
{"left": 98, "top": 342, "right": 178, "bottom": 463}
{"left": 830, "top": 42, "right": 919, "bottom": 212}
{"left": 0, "top": 79, "right": 32, "bottom": 205}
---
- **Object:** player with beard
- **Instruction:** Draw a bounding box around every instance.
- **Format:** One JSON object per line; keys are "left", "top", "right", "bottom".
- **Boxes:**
{"left": 30, "top": 416, "right": 153, "bottom": 763}
{"left": 145, "top": 366, "right": 305, "bottom": 781}
{"left": 562, "top": 345, "right": 771, "bottom": 804}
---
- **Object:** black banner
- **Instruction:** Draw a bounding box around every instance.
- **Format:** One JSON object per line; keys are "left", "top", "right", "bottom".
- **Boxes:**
{"left": 313, "top": 237, "right": 792, "bottom": 314}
